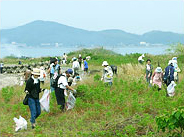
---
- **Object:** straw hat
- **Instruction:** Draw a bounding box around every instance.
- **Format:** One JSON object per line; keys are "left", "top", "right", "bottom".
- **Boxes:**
{"left": 155, "top": 67, "right": 162, "bottom": 73}
{"left": 102, "top": 61, "right": 109, "bottom": 66}
{"left": 32, "top": 68, "right": 40, "bottom": 75}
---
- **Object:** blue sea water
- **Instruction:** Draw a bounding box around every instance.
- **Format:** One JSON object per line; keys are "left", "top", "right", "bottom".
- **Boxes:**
{"left": 0, "top": 44, "right": 170, "bottom": 58}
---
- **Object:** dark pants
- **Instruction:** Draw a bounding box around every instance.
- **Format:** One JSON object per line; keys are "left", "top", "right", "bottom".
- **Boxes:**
{"left": 55, "top": 87, "right": 65, "bottom": 108}
{"left": 0, "top": 67, "right": 3, "bottom": 73}
{"left": 28, "top": 97, "right": 41, "bottom": 124}
{"left": 79, "top": 62, "right": 82, "bottom": 67}
{"left": 84, "top": 68, "right": 88, "bottom": 72}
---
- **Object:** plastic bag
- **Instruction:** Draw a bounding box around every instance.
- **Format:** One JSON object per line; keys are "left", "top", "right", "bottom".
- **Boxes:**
{"left": 13, "top": 116, "right": 27, "bottom": 132}
{"left": 40, "top": 89, "right": 51, "bottom": 112}
{"left": 167, "top": 81, "right": 176, "bottom": 97}
{"left": 66, "top": 92, "right": 76, "bottom": 110}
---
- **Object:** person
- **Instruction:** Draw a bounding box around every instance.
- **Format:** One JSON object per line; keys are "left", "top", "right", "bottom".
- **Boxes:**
{"left": 62, "top": 53, "right": 67, "bottom": 64}
{"left": 138, "top": 54, "right": 145, "bottom": 64}
{"left": 55, "top": 69, "right": 76, "bottom": 111}
{"left": 24, "top": 68, "right": 44, "bottom": 129}
{"left": 152, "top": 67, "right": 163, "bottom": 91}
{"left": 0, "top": 62, "right": 4, "bottom": 74}
{"left": 48, "top": 58, "right": 61, "bottom": 92}
{"left": 145, "top": 59, "right": 153, "bottom": 86}
{"left": 110, "top": 65, "right": 117, "bottom": 75}
{"left": 78, "top": 54, "right": 82, "bottom": 67}
{"left": 39, "top": 66, "right": 47, "bottom": 84}
{"left": 164, "top": 60, "right": 174, "bottom": 86}
{"left": 24, "top": 68, "right": 32, "bottom": 83}
{"left": 72, "top": 57, "right": 80, "bottom": 76}
{"left": 172, "top": 57, "right": 181, "bottom": 82}
{"left": 101, "top": 61, "right": 113, "bottom": 86}
{"left": 83, "top": 57, "right": 88, "bottom": 74}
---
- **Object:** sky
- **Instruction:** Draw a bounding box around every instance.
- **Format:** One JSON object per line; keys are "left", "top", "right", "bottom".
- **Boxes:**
{"left": 0, "top": 0, "right": 184, "bottom": 34}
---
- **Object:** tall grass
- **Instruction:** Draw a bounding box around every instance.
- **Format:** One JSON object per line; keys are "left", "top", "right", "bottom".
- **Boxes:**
{"left": 0, "top": 49, "right": 184, "bottom": 136}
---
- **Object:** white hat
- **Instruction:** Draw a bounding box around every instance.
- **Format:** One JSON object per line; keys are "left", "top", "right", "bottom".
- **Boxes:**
{"left": 155, "top": 67, "right": 162, "bottom": 73}
{"left": 32, "top": 68, "right": 40, "bottom": 75}
{"left": 172, "top": 57, "right": 177, "bottom": 60}
{"left": 168, "top": 60, "right": 173, "bottom": 65}
{"left": 102, "top": 61, "right": 109, "bottom": 66}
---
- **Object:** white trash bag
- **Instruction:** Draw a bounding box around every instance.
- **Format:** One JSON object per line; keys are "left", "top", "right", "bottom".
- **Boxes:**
{"left": 40, "top": 89, "right": 51, "bottom": 112}
{"left": 13, "top": 116, "right": 27, "bottom": 132}
{"left": 167, "top": 81, "right": 176, "bottom": 97}
{"left": 66, "top": 92, "right": 76, "bottom": 110}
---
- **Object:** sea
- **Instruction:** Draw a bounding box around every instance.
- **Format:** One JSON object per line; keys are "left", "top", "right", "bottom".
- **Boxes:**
{"left": 0, "top": 44, "right": 170, "bottom": 58}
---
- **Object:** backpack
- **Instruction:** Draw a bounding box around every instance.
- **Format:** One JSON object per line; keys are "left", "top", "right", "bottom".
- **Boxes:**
{"left": 51, "top": 74, "right": 65, "bottom": 88}
{"left": 50, "top": 65, "right": 60, "bottom": 87}
{"left": 164, "top": 67, "right": 171, "bottom": 84}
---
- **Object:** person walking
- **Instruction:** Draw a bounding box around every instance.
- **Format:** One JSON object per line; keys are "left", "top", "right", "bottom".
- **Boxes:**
{"left": 145, "top": 59, "right": 153, "bottom": 86}
{"left": 152, "top": 67, "right": 163, "bottom": 91}
{"left": 48, "top": 58, "right": 61, "bottom": 92}
{"left": 83, "top": 57, "right": 88, "bottom": 74}
{"left": 72, "top": 57, "right": 80, "bottom": 76}
{"left": 0, "top": 62, "right": 4, "bottom": 73}
{"left": 164, "top": 60, "right": 174, "bottom": 86}
{"left": 24, "top": 68, "right": 44, "bottom": 129}
{"left": 101, "top": 61, "right": 113, "bottom": 86}
{"left": 55, "top": 69, "right": 76, "bottom": 111}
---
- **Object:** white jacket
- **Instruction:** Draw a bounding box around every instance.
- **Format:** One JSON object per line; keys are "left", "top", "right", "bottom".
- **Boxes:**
{"left": 72, "top": 61, "right": 80, "bottom": 69}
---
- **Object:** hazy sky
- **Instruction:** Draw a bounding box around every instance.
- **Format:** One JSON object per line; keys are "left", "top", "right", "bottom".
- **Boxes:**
{"left": 0, "top": 0, "right": 184, "bottom": 34}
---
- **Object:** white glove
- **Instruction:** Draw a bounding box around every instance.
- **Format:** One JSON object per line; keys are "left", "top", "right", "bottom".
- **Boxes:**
{"left": 25, "top": 90, "right": 29, "bottom": 94}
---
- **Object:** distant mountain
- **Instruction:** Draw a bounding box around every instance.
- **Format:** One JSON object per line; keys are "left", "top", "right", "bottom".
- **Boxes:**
{"left": 1, "top": 20, "right": 184, "bottom": 46}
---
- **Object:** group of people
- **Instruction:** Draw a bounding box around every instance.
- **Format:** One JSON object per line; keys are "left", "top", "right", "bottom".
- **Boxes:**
{"left": 144, "top": 56, "right": 180, "bottom": 92}
{"left": 23, "top": 52, "right": 180, "bottom": 129}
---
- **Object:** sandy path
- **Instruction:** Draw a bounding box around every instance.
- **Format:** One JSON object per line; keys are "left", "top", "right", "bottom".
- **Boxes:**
{"left": 0, "top": 74, "right": 22, "bottom": 90}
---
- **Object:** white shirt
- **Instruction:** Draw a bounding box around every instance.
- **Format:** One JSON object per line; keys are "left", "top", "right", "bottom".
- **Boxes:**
{"left": 72, "top": 61, "right": 80, "bottom": 69}
{"left": 138, "top": 56, "right": 144, "bottom": 61}
{"left": 57, "top": 74, "right": 68, "bottom": 89}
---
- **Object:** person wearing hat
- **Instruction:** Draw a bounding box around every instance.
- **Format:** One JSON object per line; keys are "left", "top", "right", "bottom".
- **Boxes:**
{"left": 72, "top": 57, "right": 80, "bottom": 76}
{"left": 152, "top": 67, "right": 163, "bottom": 91}
{"left": 24, "top": 68, "right": 44, "bottom": 129}
{"left": 48, "top": 58, "right": 61, "bottom": 92}
{"left": 101, "top": 61, "right": 113, "bottom": 86}
{"left": 145, "top": 59, "right": 153, "bottom": 86}
{"left": 164, "top": 60, "right": 175, "bottom": 86}
{"left": 55, "top": 69, "right": 76, "bottom": 111}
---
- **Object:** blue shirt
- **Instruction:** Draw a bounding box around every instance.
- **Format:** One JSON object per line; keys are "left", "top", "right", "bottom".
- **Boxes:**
{"left": 50, "top": 64, "right": 60, "bottom": 74}
{"left": 84, "top": 60, "right": 88, "bottom": 69}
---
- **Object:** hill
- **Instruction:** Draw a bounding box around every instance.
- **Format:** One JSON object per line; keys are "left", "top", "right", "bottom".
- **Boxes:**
{"left": 1, "top": 20, "right": 184, "bottom": 46}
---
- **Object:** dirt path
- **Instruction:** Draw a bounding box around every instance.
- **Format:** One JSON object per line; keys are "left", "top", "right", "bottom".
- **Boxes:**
{"left": 0, "top": 74, "right": 22, "bottom": 90}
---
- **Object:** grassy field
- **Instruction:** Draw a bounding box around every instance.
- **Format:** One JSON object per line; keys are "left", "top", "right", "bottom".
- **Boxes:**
{"left": 0, "top": 48, "right": 184, "bottom": 137}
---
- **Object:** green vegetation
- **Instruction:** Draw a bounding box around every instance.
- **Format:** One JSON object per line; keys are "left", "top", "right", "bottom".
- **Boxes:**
{"left": 0, "top": 47, "right": 184, "bottom": 136}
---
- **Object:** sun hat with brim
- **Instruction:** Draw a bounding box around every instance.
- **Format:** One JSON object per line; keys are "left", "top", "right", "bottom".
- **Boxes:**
{"left": 102, "top": 61, "right": 109, "bottom": 66}
{"left": 32, "top": 68, "right": 40, "bottom": 75}
{"left": 168, "top": 60, "right": 173, "bottom": 65}
{"left": 155, "top": 67, "right": 162, "bottom": 73}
